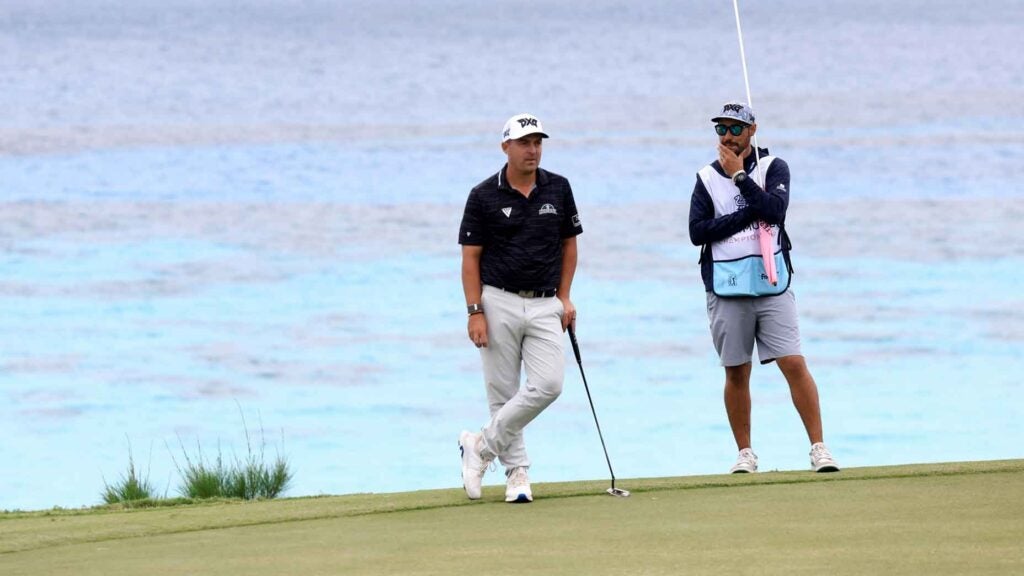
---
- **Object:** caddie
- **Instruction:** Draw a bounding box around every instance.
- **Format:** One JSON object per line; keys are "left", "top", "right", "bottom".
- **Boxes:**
{"left": 689, "top": 101, "right": 839, "bottom": 474}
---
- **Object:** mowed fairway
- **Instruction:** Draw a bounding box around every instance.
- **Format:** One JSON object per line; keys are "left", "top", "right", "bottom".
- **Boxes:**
{"left": 2, "top": 461, "right": 1022, "bottom": 575}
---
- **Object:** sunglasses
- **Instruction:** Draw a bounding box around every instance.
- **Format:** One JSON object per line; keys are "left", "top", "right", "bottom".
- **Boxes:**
{"left": 715, "top": 124, "right": 747, "bottom": 136}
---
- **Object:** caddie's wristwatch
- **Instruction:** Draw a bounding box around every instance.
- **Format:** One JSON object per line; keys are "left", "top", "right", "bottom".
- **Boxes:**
{"left": 732, "top": 170, "right": 747, "bottom": 184}
{"left": 467, "top": 303, "right": 483, "bottom": 316}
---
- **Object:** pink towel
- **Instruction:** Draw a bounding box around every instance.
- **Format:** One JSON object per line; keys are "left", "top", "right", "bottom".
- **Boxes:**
{"left": 758, "top": 221, "right": 777, "bottom": 285}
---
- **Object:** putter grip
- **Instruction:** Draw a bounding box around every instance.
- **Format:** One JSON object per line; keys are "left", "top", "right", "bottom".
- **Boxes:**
{"left": 568, "top": 325, "right": 582, "bottom": 364}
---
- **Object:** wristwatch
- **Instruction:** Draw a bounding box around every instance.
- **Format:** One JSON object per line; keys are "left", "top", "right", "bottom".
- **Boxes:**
{"left": 732, "top": 170, "right": 747, "bottom": 184}
{"left": 467, "top": 303, "right": 483, "bottom": 316}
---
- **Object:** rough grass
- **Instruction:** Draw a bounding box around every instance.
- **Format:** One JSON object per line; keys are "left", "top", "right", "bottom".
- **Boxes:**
{"left": 99, "top": 441, "right": 158, "bottom": 505}
{"left": 102, "top": 408, "right": 292, "bottom": 506}
{"left": 170, "top": 409, "right": 292, "bottom": 500}
{"left": 2, "top": 460, "right": 1022, "bottom": 575}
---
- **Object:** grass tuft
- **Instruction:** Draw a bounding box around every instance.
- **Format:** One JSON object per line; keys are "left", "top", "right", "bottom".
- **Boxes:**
{"left": 101, "top": 439, "right": 157, "bottom": 506}
{"left": 172, "top": 439, "right": 231, "bottom": 499}
{"left": 170, "top": 406, "right": 292, "bottom": 501}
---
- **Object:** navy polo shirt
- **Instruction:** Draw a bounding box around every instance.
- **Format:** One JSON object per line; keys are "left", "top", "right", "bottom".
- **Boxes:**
{"left": 459, "top": 165, "right": 582, "bottom": 292}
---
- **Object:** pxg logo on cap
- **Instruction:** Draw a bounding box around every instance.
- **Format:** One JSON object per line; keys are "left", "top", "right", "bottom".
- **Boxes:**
{"left": 502, "top": 113, "right": 549, "bottom": 142}
{"left": 711, "top": 102, "right": 755, "bottom": 126}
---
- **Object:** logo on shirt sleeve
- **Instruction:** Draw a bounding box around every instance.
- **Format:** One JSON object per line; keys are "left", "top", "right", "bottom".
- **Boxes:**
{"left": 572, "top": 214, "right": 581, "bottom": 227}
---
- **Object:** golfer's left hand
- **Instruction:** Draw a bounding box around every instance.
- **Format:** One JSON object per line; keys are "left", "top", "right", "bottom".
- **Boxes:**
{"left": 560, "top": 297, "right": 576, "bottom": 332}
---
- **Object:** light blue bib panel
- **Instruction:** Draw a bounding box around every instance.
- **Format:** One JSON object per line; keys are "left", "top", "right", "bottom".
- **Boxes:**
{"left": 697, "top": 157, "right": 790, "bottom": 297}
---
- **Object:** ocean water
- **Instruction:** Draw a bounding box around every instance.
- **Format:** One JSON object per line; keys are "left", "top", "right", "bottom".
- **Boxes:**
{"left": 1, "top": 0, "right": 1023, "bottom": 511}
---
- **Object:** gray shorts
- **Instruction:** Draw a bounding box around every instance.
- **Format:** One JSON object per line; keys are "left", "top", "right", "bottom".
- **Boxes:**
{"left": 706, "top": 290, "right": 802, "bottom": 367}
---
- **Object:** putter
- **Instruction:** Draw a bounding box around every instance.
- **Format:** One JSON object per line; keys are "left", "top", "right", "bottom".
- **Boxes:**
{"left": 567, "top": 325, "right": 630, "bottom": 497}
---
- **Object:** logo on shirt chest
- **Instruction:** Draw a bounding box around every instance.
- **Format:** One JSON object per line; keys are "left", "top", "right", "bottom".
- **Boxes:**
{"left": 539, "top": 203, "right": 557, "bottom": 216}
{"left": 502, "top": 207, "right": 512, "bottom": 218}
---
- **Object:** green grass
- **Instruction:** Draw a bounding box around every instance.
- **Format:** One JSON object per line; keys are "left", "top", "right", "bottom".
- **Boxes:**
{"left": 101, "top": 408, "right": 292, "bottom": 505}
{"left": 171, "top": 437, "right": 290, "bottom": 500}
{"left": 99, "top": 440, "right": 158, "bottom": 505}
{"left": 168, "top": 408, "right": 293, "bottom": 501}
{"left": 174, "top": 442, "right": 229, "bottom": 499}
{"left": 2, "top": 460, "right": 1022, "bottom": 575}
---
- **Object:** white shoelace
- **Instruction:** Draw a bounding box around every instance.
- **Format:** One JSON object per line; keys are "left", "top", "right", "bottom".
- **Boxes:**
{"left": 507, "top": 467, "right": 529, "bottom": 486}
{"left": 737, "top": 449, "right": 756, "bottom": 465}
{"left": 810, "top": 444, "right": 833, "bottom": 462}
{"left": 470, "top": 436, "right": 495, "bottom": 475}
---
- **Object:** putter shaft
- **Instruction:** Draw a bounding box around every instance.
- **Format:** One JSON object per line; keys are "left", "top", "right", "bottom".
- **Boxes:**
{"left": 568, "top": 325, "right": 628, "bottom": 497}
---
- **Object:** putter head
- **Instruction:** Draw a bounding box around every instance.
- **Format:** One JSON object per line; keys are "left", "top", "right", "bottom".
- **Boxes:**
{"left": 607, "top": 487, "right": 630, "bottom": 497}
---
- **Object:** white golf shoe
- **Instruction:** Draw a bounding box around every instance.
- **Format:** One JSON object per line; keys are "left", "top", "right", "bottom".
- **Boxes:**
{"left": 459, "top": 430, "right": 492, "bottom": 499}
{"left": 730, "top": 448, "right": 758, "bottom": 473}
{"left": 810, "top": 442, "right": 840, "bottom": 473}
{"left": 505, "top": 467, "right": 533, "bottom": 503}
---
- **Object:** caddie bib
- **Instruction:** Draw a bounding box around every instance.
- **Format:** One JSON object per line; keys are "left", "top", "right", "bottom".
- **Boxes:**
{"left": 697, "top": 157, "right": 791, "bottom": 297}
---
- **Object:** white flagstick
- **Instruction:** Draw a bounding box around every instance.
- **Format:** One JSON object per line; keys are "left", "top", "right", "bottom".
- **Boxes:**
{"left": 731, "top": 0, "right": 762, "bottom": 185}
{"left": 730, "top": 0, "right": 777, "bottom": 285}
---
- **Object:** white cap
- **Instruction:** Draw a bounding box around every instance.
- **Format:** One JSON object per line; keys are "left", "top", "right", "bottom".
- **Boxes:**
{"left": 501, "top": 113, "right": 549, "bottom": 142}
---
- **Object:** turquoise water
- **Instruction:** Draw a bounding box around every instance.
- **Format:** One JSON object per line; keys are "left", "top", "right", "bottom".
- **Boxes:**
{"left": 2, "top": 0, "right": 1023, "bottom": 510}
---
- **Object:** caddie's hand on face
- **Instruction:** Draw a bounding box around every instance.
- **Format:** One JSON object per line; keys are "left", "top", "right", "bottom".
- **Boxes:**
{"left": 468, "top": 314, "right": 488, "bottom": 348}
{"left": 560, "top": 297, "right": 577, "bottom": 332}
{"left": 718, "top": 143, "right": 744, "bottom": 176}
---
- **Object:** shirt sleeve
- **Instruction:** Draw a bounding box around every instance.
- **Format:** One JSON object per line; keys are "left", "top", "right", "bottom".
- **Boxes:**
{"left": 688, "top": 175, "right": 757, "bottom": 246}
{"left": 737, "top": 158, "right": 790, "bottom": 225}
{"left": 458, "top": 189, "right": 486, "bottom": 245}
{"left": 560, "top": 182, "right": 583, "bottom": 238}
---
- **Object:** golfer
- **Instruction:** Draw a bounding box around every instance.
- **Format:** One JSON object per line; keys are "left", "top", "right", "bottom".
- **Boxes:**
{"left": 457, "top": 113, "right": 582, "bottom": 502}
{"left": 689, "top": 101, "right": 839, "bottom": 474}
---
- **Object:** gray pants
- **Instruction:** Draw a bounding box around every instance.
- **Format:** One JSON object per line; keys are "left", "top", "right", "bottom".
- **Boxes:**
{"left": 478, "top": 284, "right": 565, "bottom": 469}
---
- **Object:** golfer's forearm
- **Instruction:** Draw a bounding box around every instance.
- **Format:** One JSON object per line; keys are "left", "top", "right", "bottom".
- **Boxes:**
{"left": 461, "top": 246, "right": 483, "bottom": 305}
{"left": 558, "top": 237, "right": 578, "bottom": 297}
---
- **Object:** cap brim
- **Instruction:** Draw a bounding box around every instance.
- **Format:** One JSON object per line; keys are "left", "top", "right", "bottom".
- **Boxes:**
{"left": 711, "top": 117, "right": 753, "bottom": 125}
{"left": 504, "top": 130, "right": 549, "bottom": 142}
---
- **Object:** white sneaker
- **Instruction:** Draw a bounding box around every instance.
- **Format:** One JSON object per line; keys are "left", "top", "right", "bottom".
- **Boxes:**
{"left": 459, "top": 431, "right": 491, "bottom": 499}
{"left": 730, "top": 448, "right": 758, "bottom": 473}
{"left": 505, "top": 467, "right": 533, "bottom": 503}
{"left": 810, "top": 442, "right": 840, "bottom": 473}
